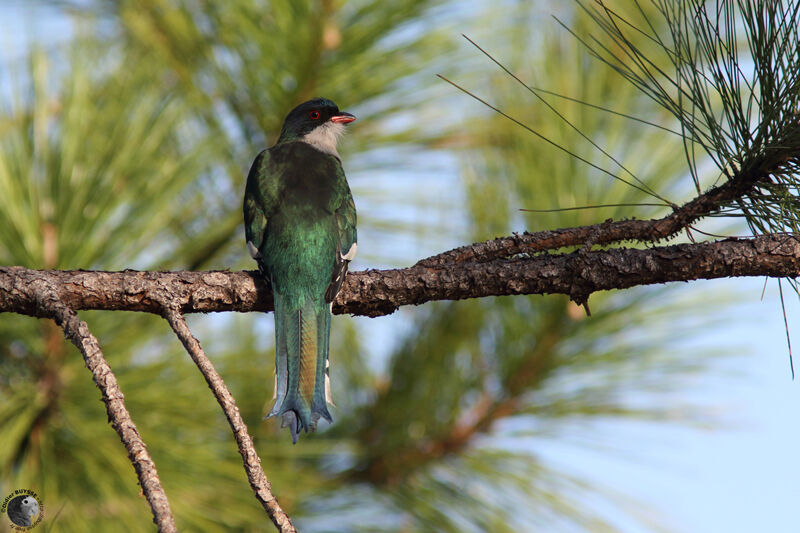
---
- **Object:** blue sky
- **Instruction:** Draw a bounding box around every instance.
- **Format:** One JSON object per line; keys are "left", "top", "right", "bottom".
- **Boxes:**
{"left": 560, "top": 278, "right": 800, "bottom": 532}
{"left": 2, "top": 3, "right": 799, "bottom": 532}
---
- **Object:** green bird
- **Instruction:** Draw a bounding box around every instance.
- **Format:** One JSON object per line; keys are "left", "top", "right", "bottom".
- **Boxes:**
{"left": 243, "top": 98, "right": 357, "bottom": 443}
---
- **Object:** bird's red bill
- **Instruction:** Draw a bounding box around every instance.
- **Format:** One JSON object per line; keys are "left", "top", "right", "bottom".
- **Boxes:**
{"left": 331, "top": 114, "right": 356, "bottom": 124}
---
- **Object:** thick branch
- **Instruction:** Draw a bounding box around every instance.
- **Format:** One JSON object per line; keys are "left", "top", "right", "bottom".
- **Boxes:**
{"left": 44, "top": 300, "right": 176, "bottom": 532}
{"left": 163, "top": 308, "right": 296, "bottom": 533}
{"left": 1, "top": 235, "right": 799, "bottom": 318}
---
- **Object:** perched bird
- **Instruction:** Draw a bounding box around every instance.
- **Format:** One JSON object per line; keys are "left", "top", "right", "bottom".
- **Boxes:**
{"left": 243, "top": 98, "right": 357, "bottom": 443}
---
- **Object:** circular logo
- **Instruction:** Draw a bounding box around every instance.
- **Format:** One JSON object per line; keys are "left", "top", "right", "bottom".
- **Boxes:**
{"left": 1, "top": 489, "right": 43, "bottom": 530}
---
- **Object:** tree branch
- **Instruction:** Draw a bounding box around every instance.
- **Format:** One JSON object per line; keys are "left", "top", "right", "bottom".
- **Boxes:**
{"left": 41, "top": 299, "right": 176, "bottom": 532}
{"left": 162, "top": 308, "right": 296, "bottom": 533}
{"left": 417, "top": 153, "right": 779, "bottom": 268}
{"left": 1, "top": 234, "right": 799, "bottom": 319}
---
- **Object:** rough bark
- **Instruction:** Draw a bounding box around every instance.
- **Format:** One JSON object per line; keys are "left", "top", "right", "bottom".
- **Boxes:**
{"left": 1, "top": 234, "right": 798, "bottom": 319}
{"left": 43, "top": 301, "right": 177, "bottom": 532}
{"left": 163, "top": 309, "right": 296, "bottom": 533}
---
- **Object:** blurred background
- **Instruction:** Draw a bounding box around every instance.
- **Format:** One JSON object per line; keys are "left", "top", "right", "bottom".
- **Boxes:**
{"left": 0, "top": 1, "right": 798, "bottom": 531}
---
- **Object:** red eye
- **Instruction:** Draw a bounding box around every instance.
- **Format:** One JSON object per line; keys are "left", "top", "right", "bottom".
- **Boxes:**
{"left": 309, "top": 110, "right": 320, "bottom": 120}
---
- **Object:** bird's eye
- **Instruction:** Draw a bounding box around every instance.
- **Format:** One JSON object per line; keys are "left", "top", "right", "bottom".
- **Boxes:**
{"left": 309, "top": 110, "right": 320, "bottom": 120}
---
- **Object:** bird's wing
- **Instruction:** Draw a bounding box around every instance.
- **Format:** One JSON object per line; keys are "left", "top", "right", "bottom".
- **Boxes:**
{"left": 325, "top": 172, "right": 357, "bottom": 303}
{"left": 243, "top": 150, "right": 273, "bottom": 268}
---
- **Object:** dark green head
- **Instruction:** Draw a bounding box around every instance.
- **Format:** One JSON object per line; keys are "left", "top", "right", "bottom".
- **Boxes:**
{"left": 277, "top": 98, "right": 356, "bottom": 150}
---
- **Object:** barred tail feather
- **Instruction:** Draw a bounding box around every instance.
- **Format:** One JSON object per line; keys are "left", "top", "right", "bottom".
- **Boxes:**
{"left": 268, "top": 293, "right": 333, "bottom": 443}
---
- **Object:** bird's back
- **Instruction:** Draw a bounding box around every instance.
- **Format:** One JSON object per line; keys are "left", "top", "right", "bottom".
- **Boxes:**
{"left": 261, "top": 141, "right": 350, "bottom": 299}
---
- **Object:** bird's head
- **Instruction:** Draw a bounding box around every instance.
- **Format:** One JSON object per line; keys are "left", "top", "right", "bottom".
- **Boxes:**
{"left": 277, "top": 98, "right": 356, "bottom": 156}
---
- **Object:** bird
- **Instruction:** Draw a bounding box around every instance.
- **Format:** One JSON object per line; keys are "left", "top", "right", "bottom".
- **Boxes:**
{"left": 243, "top": 98, "right": 357, "bottom": 443}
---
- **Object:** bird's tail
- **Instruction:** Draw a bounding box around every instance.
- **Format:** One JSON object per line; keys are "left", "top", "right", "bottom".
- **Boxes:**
{"left": 268, "top": 292, "right": 333, "bottom": 443}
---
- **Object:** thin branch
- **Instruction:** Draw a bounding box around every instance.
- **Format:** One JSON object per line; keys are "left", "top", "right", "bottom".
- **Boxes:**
{"left": 520, "top": 202, "right": 668, "bottom": 212}
{"left": 419, "top": 148, "right": 778, "bottom": 267}
{"left": 44, "top": 299, "right": 176, "bottom": 532}
{"left": 162, "top": 307, "right": 296, "bottom": 533}
{"left": 2, "top": 234, "right": 800, "bottom": 319}
{"left": 436, "top": 74, "right": 664, "bottom": 201}
{"left": 778, "top": 279, "right": 795, "bottom": 379}
{"left": 460, "top": 33, "right": 669, "bottom": 203}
